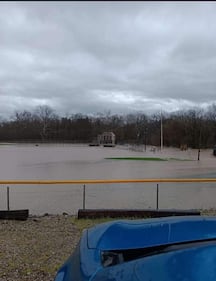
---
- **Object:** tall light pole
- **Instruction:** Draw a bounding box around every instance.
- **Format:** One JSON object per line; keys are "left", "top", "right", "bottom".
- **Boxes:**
{"left": 160, "top": 110, "right": 163, "bottom": 151}
{"left": 144, "top": 127, "right": 147, "bottom": 152}
{"left": 198, "top": 120, "right": 202, "bottom": 161}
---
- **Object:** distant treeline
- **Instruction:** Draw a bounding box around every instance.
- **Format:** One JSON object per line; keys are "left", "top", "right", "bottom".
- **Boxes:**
{"left": 1, "top": 104, "right": 216, "bottom": 148}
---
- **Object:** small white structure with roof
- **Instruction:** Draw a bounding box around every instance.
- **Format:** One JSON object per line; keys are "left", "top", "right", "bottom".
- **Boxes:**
{"left": 98, "top": 132, "right": 116, "bottom": 147}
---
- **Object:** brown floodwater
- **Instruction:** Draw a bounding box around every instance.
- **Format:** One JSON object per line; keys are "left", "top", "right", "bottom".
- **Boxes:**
{"left": 0, "top": 143, "right": 216, "bottom": 215}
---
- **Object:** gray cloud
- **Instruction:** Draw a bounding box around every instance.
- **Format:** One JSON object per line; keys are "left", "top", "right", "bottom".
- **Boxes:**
{"left": 1, "top": 1, "right": 216, "bottom": 118}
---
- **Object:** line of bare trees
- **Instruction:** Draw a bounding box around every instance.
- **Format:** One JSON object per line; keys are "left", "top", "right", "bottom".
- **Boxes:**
{"left": 0, "top": 104, "right": 216, "bottom": 148}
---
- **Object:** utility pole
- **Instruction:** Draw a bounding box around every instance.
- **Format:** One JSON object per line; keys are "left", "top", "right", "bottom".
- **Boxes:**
{"left": 144, "top": 128, "right": 147, "bottom": 152}
{"left": 198, "top": 125, "right": 202, "bottom": 161}
{"left": 160, "top": 110, "right": 163, "bottom": 151}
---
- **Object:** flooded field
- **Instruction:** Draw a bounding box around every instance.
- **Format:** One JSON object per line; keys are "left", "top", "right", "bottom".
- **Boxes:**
{"left": 0, "top": 143, "right": 216, "bottom": 215}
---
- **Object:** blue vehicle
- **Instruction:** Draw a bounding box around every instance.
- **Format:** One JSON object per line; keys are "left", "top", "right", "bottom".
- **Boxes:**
{"left": 55, "top": 216, "right": 216, "bottom": 281}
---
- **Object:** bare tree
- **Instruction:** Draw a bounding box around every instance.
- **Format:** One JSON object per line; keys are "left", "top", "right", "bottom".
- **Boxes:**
{"left": 34, "top": 105, "right": 57, "bottom": 141}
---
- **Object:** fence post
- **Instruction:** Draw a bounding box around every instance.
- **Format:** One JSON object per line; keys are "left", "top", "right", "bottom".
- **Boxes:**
{"left": 7, "top": 186, "right": 10, "bottom": 211}
{"left": 156, "top": 184, "right": 159, "bottom": 210}
{"left": 83, "top": 184, "right": 86, "bottom": 210}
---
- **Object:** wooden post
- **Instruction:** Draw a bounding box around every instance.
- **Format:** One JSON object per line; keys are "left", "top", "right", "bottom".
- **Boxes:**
{"left": 198, "top": 149, "right": 200, "bottom": 161}
{"left": 156, "top": 184, "right": 159, "bottom": 210}
{"left": 7, "top": 186, "right": 10, "bottom": 211}
{"left": 83, "top": 184, "right": 86, "bottom": 210}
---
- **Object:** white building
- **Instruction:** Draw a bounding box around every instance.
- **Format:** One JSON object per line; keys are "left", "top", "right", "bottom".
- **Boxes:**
{"left": 98, "top": 132, "right": 116, "bottom": 147}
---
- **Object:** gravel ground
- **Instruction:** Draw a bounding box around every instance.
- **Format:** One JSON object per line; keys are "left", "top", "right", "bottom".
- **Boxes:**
{"left": 0, "top": 214, "right": 80, "bottom": 281}
{"left": 1, "top": 210, "right": 216, "bottom": 281}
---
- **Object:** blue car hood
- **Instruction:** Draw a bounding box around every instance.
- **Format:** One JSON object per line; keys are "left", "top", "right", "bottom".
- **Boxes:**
{"left": 87, "top": 216, "right": 216, "bottom": 250}
{"left": 92, "top": 242, "right": 216, "bottom": 281}
{"left": 55, "top": 216, "right": 216, "bottom": 281}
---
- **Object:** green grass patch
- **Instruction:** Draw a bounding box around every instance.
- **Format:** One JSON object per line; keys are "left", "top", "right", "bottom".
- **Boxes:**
{"left": 105, "top": 157, "right": 167, "bottom": 161}
{"left": 72, "top": 217, "right": 146, "bottom": 232}
{"left": 168, "top": 157, "right": 194, "bottom": 161}
{"left": 71, "top": 217, "right": 117, "bottom": 232}
{"left": 105, "top": 157, "right": 193, "bottom": 161}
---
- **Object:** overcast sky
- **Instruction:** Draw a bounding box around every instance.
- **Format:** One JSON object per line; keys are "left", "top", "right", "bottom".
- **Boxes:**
{"left": 1, "top": 1, "right": 216, "bottom": 118}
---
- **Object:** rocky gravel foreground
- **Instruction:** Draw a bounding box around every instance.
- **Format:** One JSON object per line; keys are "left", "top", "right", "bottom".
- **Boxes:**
{"left": 0, "top": 215, "right": 80, "bottom": 281}
{"left": 0, "top": 210, "right": 216, "bottom": 281}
